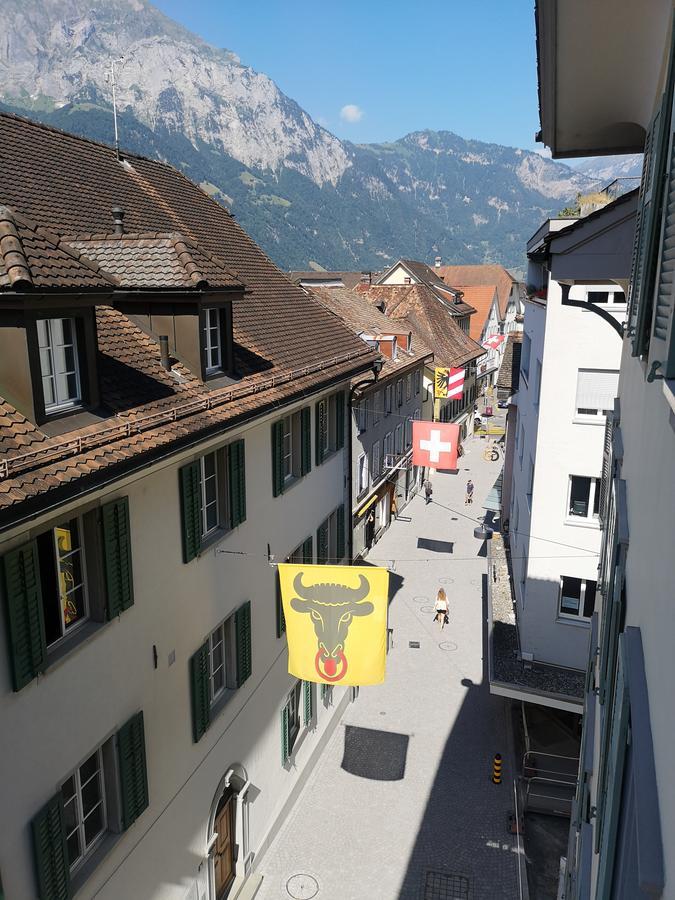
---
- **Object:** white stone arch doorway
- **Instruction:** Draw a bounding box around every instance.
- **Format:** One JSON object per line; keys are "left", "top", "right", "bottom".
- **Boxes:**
{"left": 206, "top": 763, "right": 251, "bottom": 899}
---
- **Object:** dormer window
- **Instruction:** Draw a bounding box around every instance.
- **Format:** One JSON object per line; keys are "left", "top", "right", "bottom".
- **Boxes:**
{"left": 37, "top": 318, "right": 82, "bottom": 411}
{"left": 203, "top": 308, "right": 223, "bottom": 375}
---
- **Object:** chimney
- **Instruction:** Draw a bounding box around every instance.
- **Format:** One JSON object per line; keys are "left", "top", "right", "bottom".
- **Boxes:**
{"left": 360, "top": 271, "right": 372, "bottom": 284}
{"left": 434, "top": 256, "right": 441, "bottom": 269}
{"left": 111, "top": 205, "right": 125, "bottom": 235}
{"left": 158, "top": 335, "right": 171, "bottom": 370}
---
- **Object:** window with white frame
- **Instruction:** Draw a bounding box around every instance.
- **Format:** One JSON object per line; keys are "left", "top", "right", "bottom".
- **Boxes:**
{"left": 36, "top": 517, "right": 89, "bottom": 648}
{"left": 62, "top": 746, "right": 107, "bottom": 873}
{"left": 568, "top": 476, "right": 600, "bottom": 520}
{"left": 383, "top": 432, "right": 393, "bottom": 468}
{"left": 357, "top": 452, "right": 369, "bottom": 495}
{"left": 405, "top": 417, "right": 412, "bottom": 450}
{"left": 373, "top": 390, "right": 381, "bottom": 424}
{"left": 281, "top": 415, "right": 294, "bottom": 482}
{"left": 371, "top": 442, "right": 381, "bottom": 481}
{"left": 207, "top": 612, "right": 237, "bottom": 704}
{"left": 558, "top": 576, "right": 596, "bottom": 619}
{"left": 385, "top": 384, "right": 393, "bottom": 415}
{"left": 37, "top": 317, "right": 82, "bottom": 411}
{"left": 395, "top": 423, "right": 403, "bottom": 455}
{"left": 199, "top": 452, "right": 219, "bottom": 537}
{"left": 285, "top": 681, "right": 302, "bottom": 754}
{"left": 203, "top": 308, "right": 223, "bottom": 375}
{"left": 575, "top": 369, "right": 619, "bottom": 419}
{"left": 587, "top": 290, "right": 626, "bottom": 305}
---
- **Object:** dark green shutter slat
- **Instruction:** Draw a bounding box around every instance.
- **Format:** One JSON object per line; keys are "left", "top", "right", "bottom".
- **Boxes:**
{"left": 190, "top": 641, "right": 210, "bottom": 742}
{"left": 117, "top": 711, "right": 149, "bottom": 830}
{"left": 179, "top": 462, "right": 201, "bottom": 563}
{"left": 272, "top": 422, "right": 284, "bottom": 497}
{"left": 335, "top": 392, "right": 345, "bottom": 450}
{"left": 2, "top": 540, "right": 46, "bottom": 691}
{"left": 317, "top": 521, "right": 329, "bottom": 564}
{"left": 281, "top": 705, "right": 289, "bottom": 765}
{"left": 229, "top": 440, "right": 246, "bottom": 526}
{"left": 336, "top": 504, "right": 346, "bottom": 561}
{"left": 236, "top": 601, "right": 252, "bottom": 686}
{"left": 302, "top": 536, "right": 313, "bottom": 564}
{"left": 102, "top": 497, "right": 134, "bottom": 619}
{"left": 304, "top": 680, "right": 313, "bottom": 725}
{"left": 31, "top": 792, "right": 70, "bottom": 900}
{"left": 300, "top": 407, "right": 312, "bottom": 476}
{"left": 276, "top": 574, "right": 286, "bottom": 638}
{"left": 315, "top": 400, "right": 327, "bottom": 465}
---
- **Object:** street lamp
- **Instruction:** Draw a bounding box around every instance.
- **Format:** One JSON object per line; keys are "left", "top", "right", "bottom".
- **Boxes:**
{"left": 474, "top": 522, "right": 494, "bottom": 541}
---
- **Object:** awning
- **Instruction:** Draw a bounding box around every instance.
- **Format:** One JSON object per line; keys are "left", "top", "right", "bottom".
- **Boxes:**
{"left": 483, "top": 470, "right": 503, "bottom": 512}
{"left": 355, "top": 494, "right": 379, "bottom": 518}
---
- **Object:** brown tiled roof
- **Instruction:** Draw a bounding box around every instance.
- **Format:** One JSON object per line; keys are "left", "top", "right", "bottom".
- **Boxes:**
{"left": 453, "top": 284, "right": 500, "bottom": 341}
{"left": 437, "top": 264, "right": 518, "bottom": 318}
{"left": 289, "top": 271, "right": 376, "bottom": 290}
{"left": 357, "top": 283, "right": 485, "bottom": 369}
{"left": 0, "top": 205, "right": 116, "bottom": 292}
{"left": 496, "top": 333, "right": 523, "bottom": 395}
{"left": 68, "top": 232, "right": 243, "bottom": 290}
{"left": 378, "top": 259, "right": 476, "bottom": 317}
{"left": 0, "top": 113, "right": 376, "bottom": 518}
{"left": 307, "top": 286, "right": 433, "bottom": 378}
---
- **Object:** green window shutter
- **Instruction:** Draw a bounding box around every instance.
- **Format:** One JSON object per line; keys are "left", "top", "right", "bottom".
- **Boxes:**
{"left": 317, "top": 521, "right": 329, "bottom": 564}
{"left": 336, "top": 504, "right": 346, "bottom": 561}
{"left": 302, "top": 536, "right": 313, "bottom": 565}
{"left": 229, "top": 440, "right": 247, "bottom": 527}
{"left": 335, "top": 392, "right": 345, "bottom": 450}
{"left": 190, "top": 641, "right": 210, "bottom": 743}
{"left": 271, "top": 422, "right": 284, "bottom": 497}
{"left": 303, "top": 681, "right": 313, "bottom": 725}
{"left": 236, "top": 601, "right": 252, "bottom": 686}
{"left": 315, "top": 400, "right": 327, "bottom": 466}
{"left": 31, "top": 793, "right": 70, "bottom": 900}
{"left": 276, "top": 573, "right": 286, "bottom": 638}
{"left": 117, "top": 711, "right": 149, "bottom": 830}
{"left": 300, "top": 407, "right": 312, "bottom": 476}
{"left": 1, "top": 540, "right": 46, "bottom": 691}
{"left": 320, "top": 683, "right": 328, "bottom": 701}
{"left": 281, "top": 705, "right": 290, "bottom": 765}
{"left": 101, "top": 497, "right": 134, "bottom": 619}
{"left": 179, "top": 462, "right": 201, "bottom": 563}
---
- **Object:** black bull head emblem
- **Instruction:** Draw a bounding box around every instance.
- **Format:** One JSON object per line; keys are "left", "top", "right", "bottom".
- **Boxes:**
{"left": 290, "top": 572, "right": 374, "bottom": 681}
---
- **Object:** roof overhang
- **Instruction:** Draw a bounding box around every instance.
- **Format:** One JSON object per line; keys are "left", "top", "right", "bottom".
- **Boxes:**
{"left": 536, "top": 0, "right": 673, "bottom": 157}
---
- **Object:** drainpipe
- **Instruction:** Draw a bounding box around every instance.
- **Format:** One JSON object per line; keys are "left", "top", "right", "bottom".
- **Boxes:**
{"left": 347, "top": 358, "right": 384, "bottom": 562}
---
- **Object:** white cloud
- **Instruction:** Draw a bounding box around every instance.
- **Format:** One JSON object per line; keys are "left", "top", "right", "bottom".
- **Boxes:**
{"left": 340, "top": 104, "right": 364, "bottom": 123}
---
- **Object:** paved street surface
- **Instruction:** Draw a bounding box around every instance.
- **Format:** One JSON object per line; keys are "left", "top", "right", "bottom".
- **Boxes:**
{"left": 256, "top": 432, "right": 523, "bottom": 900}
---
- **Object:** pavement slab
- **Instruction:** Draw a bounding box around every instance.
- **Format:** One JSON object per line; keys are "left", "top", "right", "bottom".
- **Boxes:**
{"left": 256, "top": 431, "right": 523, "bottom": 900}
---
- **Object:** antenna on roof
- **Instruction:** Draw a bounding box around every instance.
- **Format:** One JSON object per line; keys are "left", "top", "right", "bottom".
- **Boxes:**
{"left": 105, "top": 57, "right": 125, "bottom": 160}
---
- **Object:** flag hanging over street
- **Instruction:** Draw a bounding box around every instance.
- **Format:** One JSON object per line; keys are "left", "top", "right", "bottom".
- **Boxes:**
{"left": 412, "top": 421, "right": 460, "bottom": 470}
{"left": 482, "top": 335, "right": 506, "bottom": 350}
{"left": 434, "top": 367, "right": 465, "bottom": 399}
{"left": 278, "top": 564, "right": 389, "bottom": 686}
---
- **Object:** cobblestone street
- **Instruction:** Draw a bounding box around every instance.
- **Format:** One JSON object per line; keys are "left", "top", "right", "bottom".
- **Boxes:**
{"left": 256, "top": 431, "right": 523, "bottom": 900}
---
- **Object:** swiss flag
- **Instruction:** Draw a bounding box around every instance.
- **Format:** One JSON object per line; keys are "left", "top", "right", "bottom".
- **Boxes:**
{"left": 412, "top": 421, "right": 460, "bottom": 470}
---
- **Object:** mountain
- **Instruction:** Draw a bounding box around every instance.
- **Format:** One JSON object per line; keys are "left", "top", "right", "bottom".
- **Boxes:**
{"left": 574, "top": 154, "right": 643, "bottom": 182}
{"left": 0, "top": 0, "right": 595, "bottom": 272}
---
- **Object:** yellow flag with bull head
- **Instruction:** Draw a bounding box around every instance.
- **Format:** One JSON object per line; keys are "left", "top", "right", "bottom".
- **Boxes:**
{"left": 278, "top": 563, "right": 389, "bottom": 686}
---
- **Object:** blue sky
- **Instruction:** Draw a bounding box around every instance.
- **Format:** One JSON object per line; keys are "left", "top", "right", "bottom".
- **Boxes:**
{"left": 153, "top": 0, "right": 541, "bottom": 151}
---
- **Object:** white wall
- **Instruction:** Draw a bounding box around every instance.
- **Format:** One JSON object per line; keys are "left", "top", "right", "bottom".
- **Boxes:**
{"left": 379, "top": 263, "right": 412, "bottom": 285}
{"left": 510, "top": 283, "right": 624, "bottom": 670}
{"left": 0, "top": 390, "right": 351, "bottom": 900}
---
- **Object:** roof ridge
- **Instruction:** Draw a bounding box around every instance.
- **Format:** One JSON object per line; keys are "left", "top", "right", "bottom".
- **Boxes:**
{"left": 0, "top": 204, "right": 31, "bottom": 288}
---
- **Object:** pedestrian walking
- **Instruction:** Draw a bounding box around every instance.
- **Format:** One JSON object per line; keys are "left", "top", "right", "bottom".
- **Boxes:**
{"left": 434, "top": 587, "right": 449, "bottom": 630}
{"left": 465, "top": 478, "right": 474, "bottom": 505}
{"left": 424, "top": 478, "right": 433, "bottom": 505}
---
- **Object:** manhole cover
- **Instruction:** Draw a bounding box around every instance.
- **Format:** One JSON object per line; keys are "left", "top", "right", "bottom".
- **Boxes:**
{"left": 440, "top": 577, "right": 454, "bottom": 584}
{"left": 413, "top": 596, "right": 428, "bottom": 604}
{"left": 438, "top": 640, "right": 458, "bottom": 651}
{"left": 409, "top": 640, "right": 421, "bottom": 648}
{"left": 286, "top": 874, "right": 319, "bottom": 899}
{"left": 423, "top": 870, "right": 470, "bottom": 900}
{"left": 421, "top": 605, "right": 435, "bottom": 614}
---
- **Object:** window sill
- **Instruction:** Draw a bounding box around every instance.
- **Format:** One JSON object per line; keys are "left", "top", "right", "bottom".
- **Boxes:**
{"left": 71, "top": 830, "right": 121, "bottom": 896}
{"left": 45, "top": 619, "right": 108, "bottom": 674}
{"left": 564, "top": 517, "right": 600, "bottom": 530}
{"left": 572, "top": 417, "right": 606, "bottom": 426}
{"left": 284, "top": 723, "right": 311, "bottom": 769}
{"left": 209, "top": 686, "right": 237, "bottom": 725}
{"left": 556, "top": 616, "right": 591, "bottom": 629}
{"left": 199, "top": 525, "right": 234, "bottom": 554}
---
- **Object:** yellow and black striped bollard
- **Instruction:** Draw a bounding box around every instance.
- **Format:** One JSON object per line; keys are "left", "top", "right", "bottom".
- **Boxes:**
{"left": 492, "top": 753, "right": 503, "bottom": 784}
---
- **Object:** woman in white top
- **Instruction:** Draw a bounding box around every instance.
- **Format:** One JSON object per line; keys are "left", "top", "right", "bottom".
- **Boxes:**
{"left": 434, "top": 587, "right": 449, "bottom": 630}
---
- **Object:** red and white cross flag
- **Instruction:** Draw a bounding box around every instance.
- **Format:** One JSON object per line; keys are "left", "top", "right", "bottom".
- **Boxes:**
{"left": 412, "top": 421, "right": 460, "bottom": 470}
{"left": 482, "top": 335, "right": 506, "bottom": 350}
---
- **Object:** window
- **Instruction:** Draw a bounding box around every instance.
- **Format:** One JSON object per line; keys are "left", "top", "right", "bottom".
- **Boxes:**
{"left": 395, "top": 423, "right": 403, "bottom": 456}
{"left": 405, "top": 417, "right": 412, "bottom": 450}
{"left": 396, "top": 379, "right": 403, "bottom": 407}
{"left": 520, "top": 332, "right": 531, "bottom": 382}
{"left": 281, "top": 416, "right": 294, "bottom": 481}
{"left": 315, "top": 392, "right": 345, "bottom": 465}
{"left": 34, "top": 517, "right": 89, "bottom": 648}
{"left": 62, "top": 748, "right": 107, "bottom": 873}
{"left": 559, "top": 577, "right": 596, "bottom": 619}
{"left": 281, "top": 681, "right": 304, "bottom": 763}
{"left": 371, "top": 442, "right": 381, "bottom": 481}
{"left": 575, "top": 369, "right": 619, "bottom": 419}
{"left": 587, "top": 290, "right": 626, "bottom": 305}
{"left": 385, "top": 384, "right": 393, "bottom": 415}
{"left": 568, "top": 476, "right": 600, "bottom": 520}
{"left": 383, "top": 432, "right": 393, "bottom": 469}
{"left": 203, "top": 307, "right": 223, "bottom": 374}
{"left": 533, "top": 359, "right": 542, "bottom": 407}
{"left": 357, "top": 452, "right": 369, "bottom": 495}
{"left": 272, "top": 408, "right": 311, "bottom": 495}
{"left": 373, "top": 390, "right": 381, "bottom": 424}
{"left": 356, "top": 401, "right": 368, "bottom": 433}
{"left": 406, "top": 375, "right": 412, "bottom": 401}
{"left": 526, "top": 457, "right": 534, "bottom": 507}
{"left": 37, "top": 317, "right": 82, "bottom": 411}
{"left": 316, "top": 505, "right": 345, "bottom": 563}
{"left": 207, "top": 612, "right": 237, "bottom": 704}
{"left": 518, "top": 422, "right": 525, "bottom": 466}
{"left": 414, "top": 369, "right": 421, "bottom": 395}
{"left": 199, "top": 452, "right": 219, "bottom": 537}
